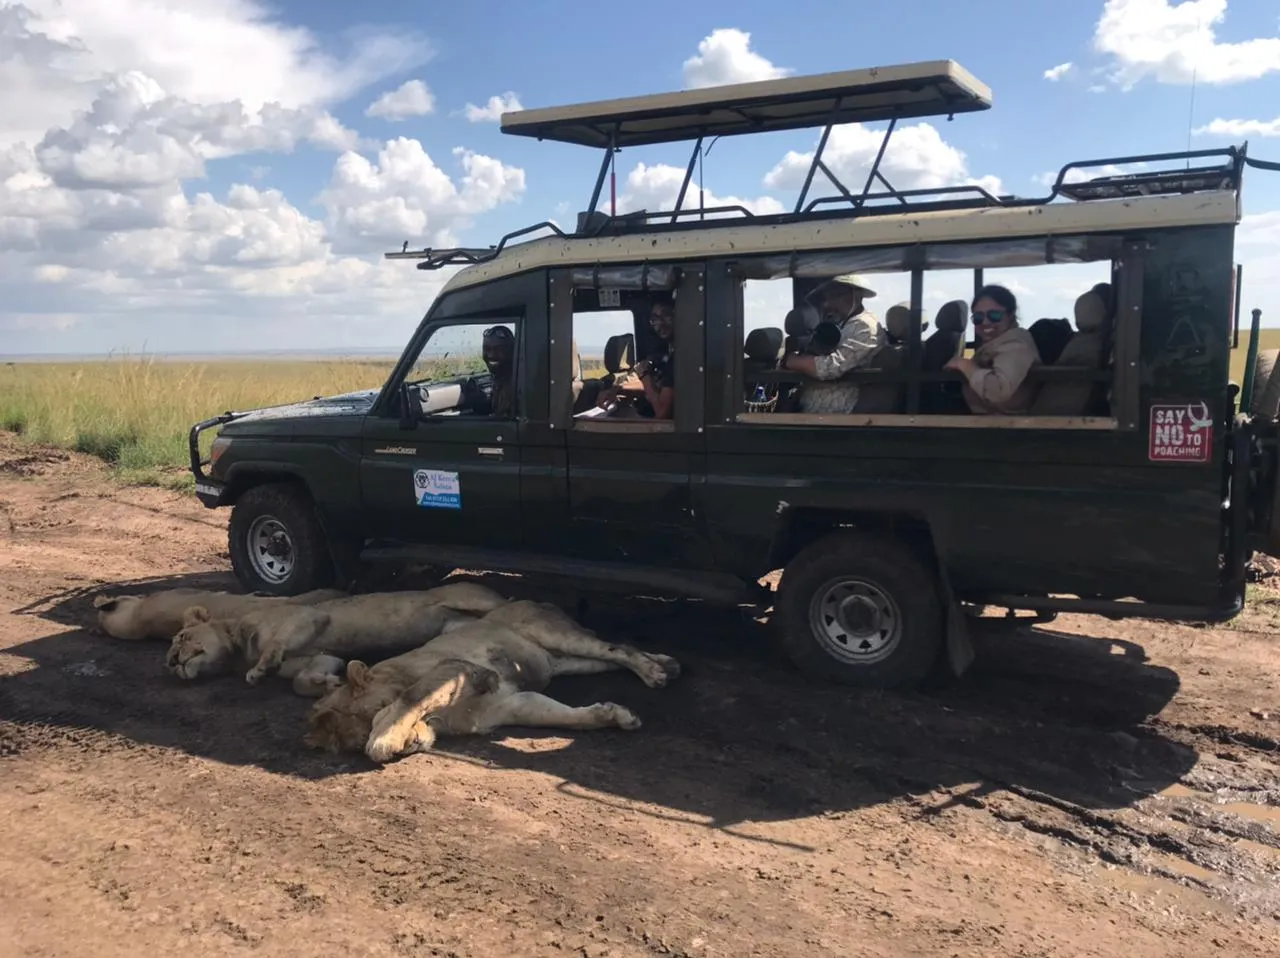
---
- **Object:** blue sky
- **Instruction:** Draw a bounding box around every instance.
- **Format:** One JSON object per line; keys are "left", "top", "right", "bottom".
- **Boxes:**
{"left": 1, "top": 0, "right": 1278, "bottom": 355}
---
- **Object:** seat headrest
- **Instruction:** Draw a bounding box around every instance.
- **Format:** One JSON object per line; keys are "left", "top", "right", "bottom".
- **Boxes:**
{"left": 935, "top": 300, "right": 968, "bottom": 333}
{"left": 1074, "top": 290, "right": 1107, "bottom": 333}
{"left": 884, "top": 302, "right": 913, "bottom": 342}
{"left": 1091, "top": 281, "right": 1114, "bottom": 316}
{"left": 570, "top": 337, "right": 582, "bottom": 382}
{"left": 784, "top": 303, "right": 821, "bottom": 336}
{"left": 744, "top": 327, "right": 784, "bottom": 364}
{"left": 603, "top": 333, "right": 634, "bottom": 374}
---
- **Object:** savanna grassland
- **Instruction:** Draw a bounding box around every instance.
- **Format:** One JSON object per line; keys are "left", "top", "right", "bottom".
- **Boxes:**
{"left": 0, "top": 355, "right": 397, "bottom": 489}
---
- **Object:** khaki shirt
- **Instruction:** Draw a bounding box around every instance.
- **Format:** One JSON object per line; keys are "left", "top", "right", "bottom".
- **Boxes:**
{"left": 797, "top": 310, "right": 885, "bottom": 414}
{"left": 962, "top": 326, "right": 1041, "bottom": 415}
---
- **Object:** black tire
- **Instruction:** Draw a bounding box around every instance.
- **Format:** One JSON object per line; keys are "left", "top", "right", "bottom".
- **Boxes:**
{"left": 1251, "top": 348, "right": 1280, "bottom": 420}
{"left": 775, "top": 531, "right": 944, "bottom": 690}
{"left": 227, "top": 483, "right": 334, "bottom": 596}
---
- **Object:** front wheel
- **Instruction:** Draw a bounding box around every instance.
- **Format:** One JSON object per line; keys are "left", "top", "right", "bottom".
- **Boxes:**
{"left": 227, "top": 483, "right": 334, "bottom": 596}
{"left": 775, "top": 531, "right": 944, "bottom": 690}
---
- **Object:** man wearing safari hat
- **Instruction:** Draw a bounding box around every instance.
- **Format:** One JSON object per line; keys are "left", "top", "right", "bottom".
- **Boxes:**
{"left": 781, "top": 272, "right": 886, "bottom": 413}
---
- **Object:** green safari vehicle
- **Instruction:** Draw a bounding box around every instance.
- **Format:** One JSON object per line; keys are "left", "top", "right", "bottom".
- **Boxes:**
{"left": 188, "top": 60, "right": 1280, "bottom": 690}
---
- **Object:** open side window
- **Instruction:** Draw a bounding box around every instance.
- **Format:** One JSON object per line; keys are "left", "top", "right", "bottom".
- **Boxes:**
{"left": 729, "top": 232, "right": 1136, "bottom": 430}
{"left": 552, "top": 262, "right": 704, "bottom": 433}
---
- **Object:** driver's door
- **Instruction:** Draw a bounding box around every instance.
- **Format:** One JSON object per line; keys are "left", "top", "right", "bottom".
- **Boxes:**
{"left": 360, "top": 319, "right": 523, "bottom": 551}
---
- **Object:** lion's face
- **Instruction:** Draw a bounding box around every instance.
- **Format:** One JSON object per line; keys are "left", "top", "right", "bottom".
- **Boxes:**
{"left": 165, "top": 606, "right": 235, "bottom": 680}
{"left": 303, "top": 662, "right": 400, "bottom": 754}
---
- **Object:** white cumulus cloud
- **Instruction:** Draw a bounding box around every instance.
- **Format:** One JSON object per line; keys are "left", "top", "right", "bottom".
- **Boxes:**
{"left": 316, "top": 138, "right": 526, "bottom": 252}
{"left": 682, "top": 28, "right": 791, "bottom": 89}
{"left": 1093, "top": 0, "right": 1280, "bottom": 89}
{"left": 1193, "top": 116, "right": 1280, "bottom": 137}
{"left": 1044, "top": 62, "right": 1074, "bottom": 81}
{"left": 462, "top": 92, "right": 524, "bottom": 123}
{"left": 365, "top": 79, "right": 436, "bottom": 120}
{"left": 0, "top": 4, "right": 531, "bottom": 355}
{"left": 612, "top": 162, "right": 784, "bottom": 220}
{"left": 763, "top": 122, "right": 1003, "bottom": 202}
{"left": 0, "top": 1, "right": 432, "bottom": 149}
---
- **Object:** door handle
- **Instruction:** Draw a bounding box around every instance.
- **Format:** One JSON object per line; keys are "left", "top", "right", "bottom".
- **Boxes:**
{"left": 477, "top": 446, "right": 504, "bottom": 457}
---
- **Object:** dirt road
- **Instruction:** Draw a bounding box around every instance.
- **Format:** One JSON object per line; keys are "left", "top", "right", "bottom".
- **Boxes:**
{"left": 1, "top": 432, "right": 1278, "bottom": 957}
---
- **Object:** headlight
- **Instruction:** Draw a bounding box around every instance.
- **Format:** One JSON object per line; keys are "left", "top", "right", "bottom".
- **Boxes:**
{"left": 209, "top": 435, "right": 233, "bottom": 472}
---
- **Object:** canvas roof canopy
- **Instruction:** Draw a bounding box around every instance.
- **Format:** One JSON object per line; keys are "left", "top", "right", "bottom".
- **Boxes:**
{"left": 499, "top": 60, "right": 992, "bottom": 149}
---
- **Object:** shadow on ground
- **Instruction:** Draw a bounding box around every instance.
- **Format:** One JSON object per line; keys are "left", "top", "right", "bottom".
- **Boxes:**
{"left": 1, "top": 569, "right": 1194, "bottom": 828}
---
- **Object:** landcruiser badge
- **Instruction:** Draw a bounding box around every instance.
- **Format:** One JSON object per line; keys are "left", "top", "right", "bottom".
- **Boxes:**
{"left": 375, "top": 446, "right": 416, "bottom": 455}
{"left": 1148, "top": 402, "right": 1213, "bottom": 463}
{"left": 414, "top": 469, "right": 461, "bottom": 509}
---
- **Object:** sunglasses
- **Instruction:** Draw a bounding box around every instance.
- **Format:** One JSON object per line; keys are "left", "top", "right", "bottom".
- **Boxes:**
{"left": 971, "top": 308, "right": 1008, "bottom": 325}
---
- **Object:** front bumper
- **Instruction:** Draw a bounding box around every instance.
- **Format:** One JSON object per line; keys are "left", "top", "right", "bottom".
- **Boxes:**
{"left": 188, "top": 412, "right": 243, "bottom": 509}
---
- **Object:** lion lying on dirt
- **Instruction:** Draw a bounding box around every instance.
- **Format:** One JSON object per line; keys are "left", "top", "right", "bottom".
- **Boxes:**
{"left": 166, "top": 582, "right": 508, "bottom": 696}
{"left": 92, "top": 586, "right": 347, "bottom": 641}
{"left": 304, "top": 598, "right": 681, "bottom": 763}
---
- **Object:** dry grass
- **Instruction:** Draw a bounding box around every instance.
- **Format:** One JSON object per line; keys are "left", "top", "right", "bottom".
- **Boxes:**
{"left": 1230, "top": 328, "right": 1280, "bottom": 386}
{"left": 0, "top": 355, "right": 398, "bottom": 489}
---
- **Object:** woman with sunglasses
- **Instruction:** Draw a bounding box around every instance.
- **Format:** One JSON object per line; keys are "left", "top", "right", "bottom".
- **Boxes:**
{"left": 944, "top": 284, "right": 1041, "bottom": 415}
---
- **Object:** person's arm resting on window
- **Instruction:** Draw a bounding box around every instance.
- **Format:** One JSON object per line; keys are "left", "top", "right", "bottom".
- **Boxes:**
{"left": 946, "top": 336, "right": 1037, "bottom": 405}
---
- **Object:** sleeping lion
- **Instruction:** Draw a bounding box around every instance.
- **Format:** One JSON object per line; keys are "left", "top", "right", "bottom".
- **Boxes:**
{"left": 304, "top": 598, "right": 681, "bottom": 763}
{"left": 92, "top": 586, "right": 347, "bottom": 641}
{"left": 165, "top": 582, "right": 507, "bottom": 696}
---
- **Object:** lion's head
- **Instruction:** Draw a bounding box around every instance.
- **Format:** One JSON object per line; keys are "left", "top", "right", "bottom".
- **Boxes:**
{"left": 166, "top": 606, "right": 238, "bottom": 680}
{"left": 303, "top": 660, "right": 400, "bottom": 753}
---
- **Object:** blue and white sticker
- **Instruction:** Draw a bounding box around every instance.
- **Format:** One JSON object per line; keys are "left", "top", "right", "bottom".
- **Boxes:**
{"left": 414, "top": 469, "right": 461, "bottom": 509}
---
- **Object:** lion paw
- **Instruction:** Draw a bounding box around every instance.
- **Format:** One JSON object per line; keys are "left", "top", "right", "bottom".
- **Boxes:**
{"left": 244, "top": 666, "right": 267, "bottom": 686}
{"left": 650, "top": 653, "right": 681, "bottom": 681}
{"left": 599, "top": 703, "right": 641, "bottom": 730}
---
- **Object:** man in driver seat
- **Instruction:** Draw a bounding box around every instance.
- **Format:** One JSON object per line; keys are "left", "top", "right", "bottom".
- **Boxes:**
{"left": 466, "top": 325, "right": 516, "bottom": 417}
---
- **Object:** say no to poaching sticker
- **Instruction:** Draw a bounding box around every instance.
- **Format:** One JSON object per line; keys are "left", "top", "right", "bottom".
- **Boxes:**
{"left": 414, "top": 469, "right": 461, "bottom": 509}
{"left": 1148, "top": 401, "right": 1213, "bottom": 463}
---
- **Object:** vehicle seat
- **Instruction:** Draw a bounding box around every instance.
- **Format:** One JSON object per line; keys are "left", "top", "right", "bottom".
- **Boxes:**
{"left": 573, "top": 332, "right": 635, "bottom": 414}
{"left": 922, "top": 300, "right": 968, "bottom": 370}
{"left": 744, "top": 327, "right": 783, "bottom": 373}
{"left": 570, "top": 338, "right": 584, "bottom": 406}
{"left": 1029, "top": 289, "right": 1107, "bottom": 416}
{"left": 919, "top": 300, "right": 970, "bottom": 414}
{"left": 1028, "top": 317, "right": 1073, "bottom": 365}
{"left": 744, "top": 327, "right": 784, "bottom": 411}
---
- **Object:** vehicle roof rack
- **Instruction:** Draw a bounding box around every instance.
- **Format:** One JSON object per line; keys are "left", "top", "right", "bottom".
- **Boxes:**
{"left": 385, "top": 60, "right": 1270, "bottom": 273}
{"left": 498, "top": 59, "right": 991, "bottom": 149}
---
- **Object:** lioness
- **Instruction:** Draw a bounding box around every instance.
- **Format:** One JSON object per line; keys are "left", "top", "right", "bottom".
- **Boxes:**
{"left": 92, "top": 586, "right": 347, "bottom": 641}
{"left": 304, "top": 598, "right": 681, "bottom": 764}
{"left": 166, "top": 582, "right": 507, "bottom": 696}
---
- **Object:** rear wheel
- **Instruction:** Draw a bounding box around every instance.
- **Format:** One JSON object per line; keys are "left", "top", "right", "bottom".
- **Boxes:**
{"left": 228, "top": 483, "right": 334, "bottom": 596}
{"left": 775, "top": 531, "right": 944, "bottom": 690}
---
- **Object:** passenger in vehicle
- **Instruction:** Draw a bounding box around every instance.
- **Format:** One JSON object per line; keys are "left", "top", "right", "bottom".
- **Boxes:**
{"left": 780, "top": 273, "right": 885, "bottom": 413}
{"left": 633, "top": 293, "right": 676, "bottom": 419}
{"left": 592, "top": 294, "right": 676, "bottom": 419}
{"left": 943, "top": 284, "right": 1041, "bottom": 415}
{"left": 463, "top": 325, "right": 517, "bottom": 417}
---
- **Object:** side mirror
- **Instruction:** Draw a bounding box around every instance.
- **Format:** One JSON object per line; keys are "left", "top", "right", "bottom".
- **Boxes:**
{"left": 398, "top": 382, "right": 421, "bottom": 430}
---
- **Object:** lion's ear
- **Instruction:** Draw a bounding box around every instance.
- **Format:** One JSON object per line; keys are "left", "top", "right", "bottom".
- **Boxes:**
{"left": 346, "top": 660, "right": 371, "bottom": 693}
{"left": 182, "top": 605, "right": 211, "bottom": 627}
{"left": 93, "top": 595, "right": 120, "bottom": 611}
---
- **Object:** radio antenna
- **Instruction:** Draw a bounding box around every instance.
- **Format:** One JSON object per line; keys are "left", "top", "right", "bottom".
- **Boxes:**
{"left": 1185, "top": 14, "right": 1203, "bottom": 166}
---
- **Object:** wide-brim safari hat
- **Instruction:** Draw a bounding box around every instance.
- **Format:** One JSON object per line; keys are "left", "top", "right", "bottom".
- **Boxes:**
{"left": 805, "top": 273, "right": 877, "bottom": 301}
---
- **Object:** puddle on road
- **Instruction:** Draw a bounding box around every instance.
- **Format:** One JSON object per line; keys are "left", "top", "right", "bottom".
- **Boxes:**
{"left": 1149, "top": 854, "right": 1217, "bottom": 884}
{"left": 1158, "top": 783, "right": 1280, "bottom": 827}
